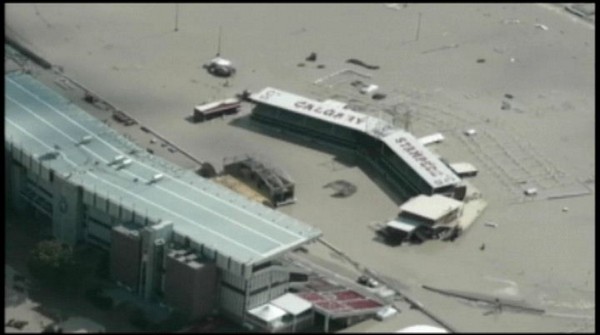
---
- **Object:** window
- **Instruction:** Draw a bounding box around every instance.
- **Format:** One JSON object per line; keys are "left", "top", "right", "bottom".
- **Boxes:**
{"left": 252, "top": 261, "right": 272, "bottom": 273}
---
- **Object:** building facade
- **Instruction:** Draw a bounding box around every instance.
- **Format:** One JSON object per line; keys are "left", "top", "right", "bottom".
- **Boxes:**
{"left": 249, "top": 88, "right": 462, "bottom": 201}
{"left": 5, "top": 73, "right": 322, "bottom": 326}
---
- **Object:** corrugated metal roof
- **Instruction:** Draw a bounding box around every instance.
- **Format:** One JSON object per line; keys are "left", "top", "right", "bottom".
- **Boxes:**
{"left": 5, "top": 73, "right": 321, "bottom": 266}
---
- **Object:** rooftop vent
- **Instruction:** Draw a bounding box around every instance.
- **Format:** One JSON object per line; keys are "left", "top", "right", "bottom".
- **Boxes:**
{"left": 110, "top": 155, "right": 125, "bottom": 165}
{"left": 119, "top": 158, "right": 132, "bottom": 169}
{"left": 39, "top": 151, "right": 60, "bottom": 160}
{"left": 149, "top": 173, "right": 164, "bottom": 184}
{"left": 78, "top": 135, "right": 93, "bottom": 145}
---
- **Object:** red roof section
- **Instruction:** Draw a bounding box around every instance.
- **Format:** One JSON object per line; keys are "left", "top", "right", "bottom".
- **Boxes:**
{"left": 297, "top": 286, "right": 383, "bottom": 316}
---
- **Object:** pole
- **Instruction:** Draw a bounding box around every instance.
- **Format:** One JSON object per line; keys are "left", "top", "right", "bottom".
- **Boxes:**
{"left": 217, "top": 26, "right": 222, "bottom": 56}
{"left": 415, "top": 12, "right": 422, "bottom": 41}
{"left": 404, "top": 108, "right": 411, "bottom": 131}
{"left": 174, "top": 4, "right": 179, "bottom": 32}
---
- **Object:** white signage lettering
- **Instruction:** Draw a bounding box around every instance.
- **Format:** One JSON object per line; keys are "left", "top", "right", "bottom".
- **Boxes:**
{"left": 293, "top": 100, "right": 366, "bottom": 126}
{"left": 259, "top": 89, "right": 280, "bottom": 101}
{"left": 255, "top": 87, "right": 457, "bottom": 187}
{"left": 395, "top": 137, "right": 441, "bottom": 178}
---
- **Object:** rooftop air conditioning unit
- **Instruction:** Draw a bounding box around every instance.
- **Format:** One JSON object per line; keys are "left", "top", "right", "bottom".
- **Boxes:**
{"left": 79, "top": 135, "right": 93, "bottom": 145}
{"left": 150, "top": 173, "right": 164, "bottom": 183}
{"left": 120, "top": 158, "right": 132, "bottom": 168}
{"left": 111, "top": 155, "right": 125, "bottom": 165}
{"left": 464, "top": 129, "right": 477, "bottom": 136}
{"left": 360, "top": 84, "right": 379, "bottom": 94}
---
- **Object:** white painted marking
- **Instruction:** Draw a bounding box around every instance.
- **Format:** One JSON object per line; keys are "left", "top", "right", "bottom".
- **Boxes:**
{"left": 7, "top": 95, "right": 283, "bottom": 251}
{"left": 6, "top": 112, "right": 265, "bottom": 258}
{"left": 7, "top": 76, "right": 307, "bottom": 241}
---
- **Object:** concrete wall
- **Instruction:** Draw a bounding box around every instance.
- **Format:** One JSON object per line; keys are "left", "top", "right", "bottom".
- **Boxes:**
{"left": 139, "top": 221, "right": 173, "bottom": 300}
{"left": 164, "top": 252, "right": 218, "bottom": 319}
{"left": 219, "top": 285, "right": 246, "bottom": 322}
{"left": 51, "top": 174, "right": 83, "bottom": 246}
{"left": 7, "top": 146, "right": 27, "bottom": 211}
{"left": 110, "top": 226, "right": 142, "bottom": 291}
{"left": 5, "top": 141, "right": 294, "bottom": 325}
{"left": 5, "top": 146, "right": 9, "bottom": 210}
{"left": 218, "top": 264, "right": 292, "bottom": 322}
{"left": 246, "top": 266, "right": 290, "bottom": 309}
{"left": 172, "top": 232, "right": 249, "bottom": 277}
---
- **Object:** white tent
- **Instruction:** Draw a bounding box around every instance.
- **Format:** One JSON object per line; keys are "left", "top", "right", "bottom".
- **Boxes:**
{"left": 396, "top": 324, "right": 449, "bottom": 333}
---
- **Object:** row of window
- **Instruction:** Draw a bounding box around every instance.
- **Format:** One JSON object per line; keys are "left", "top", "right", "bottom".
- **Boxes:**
{"left": 220, "top": 273, "right": 288, "bottom": 297}
{"left": 253, "top": 105, "right": 439, "bottom": 198}
{"left": 253, "top": 110, "right": 358, "bottom": 150}
{"left": 25, "top": 178, "right": 54, "bottom": 200}
{"left": 87, "top": 233, "right": 110, "bottom": 249}
{"left": 85, "top": 213, "right": 113, "bottom": 230}
{"left": 20, "top": 187, "right": 53, "bottom": 215}
{"left": 378, "top": 154, "right": 428, "bottom": 195}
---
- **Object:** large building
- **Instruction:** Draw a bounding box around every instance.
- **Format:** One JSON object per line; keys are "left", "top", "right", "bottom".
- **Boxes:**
{"left": 5, "top": 73, "right": 322, "bottom": 326}
{"left": 249, "top": 87, "right": 463, "bottom": 201}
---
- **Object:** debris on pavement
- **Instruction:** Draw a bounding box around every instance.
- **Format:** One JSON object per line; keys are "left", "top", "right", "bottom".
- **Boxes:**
{"left": 347, "top": 58, "right": 380, "bottom": 70}
{"left": 464, "top": 129, "right": 477, "bottom": 136}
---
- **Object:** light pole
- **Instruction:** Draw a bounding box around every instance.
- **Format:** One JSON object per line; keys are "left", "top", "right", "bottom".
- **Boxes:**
{"left": 217, "top": 26, "right": 222, "bottom": 56}
{"left": 415, "top": 12, "right": 422, "bottom": 42}
{"left": 404, "top": 107, "right": 412, "bottom": 132}
{"left": 174, "top": 4, "right": 179, "bottom": 32}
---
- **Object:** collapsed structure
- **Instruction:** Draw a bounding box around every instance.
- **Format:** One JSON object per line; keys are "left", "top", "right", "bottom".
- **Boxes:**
{"left": 384, "top": 194, "right": 464, "bottom": 243}
{"left": 4, "top": 73, "right": 323, "bottom": 330}
{"left": 223, "top": 156, "right": 296, "bottom": 207}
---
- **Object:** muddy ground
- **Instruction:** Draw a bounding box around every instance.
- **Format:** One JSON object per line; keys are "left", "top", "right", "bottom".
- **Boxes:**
{"left": 5, "top": 3, "right": 594, "bottom": 332}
